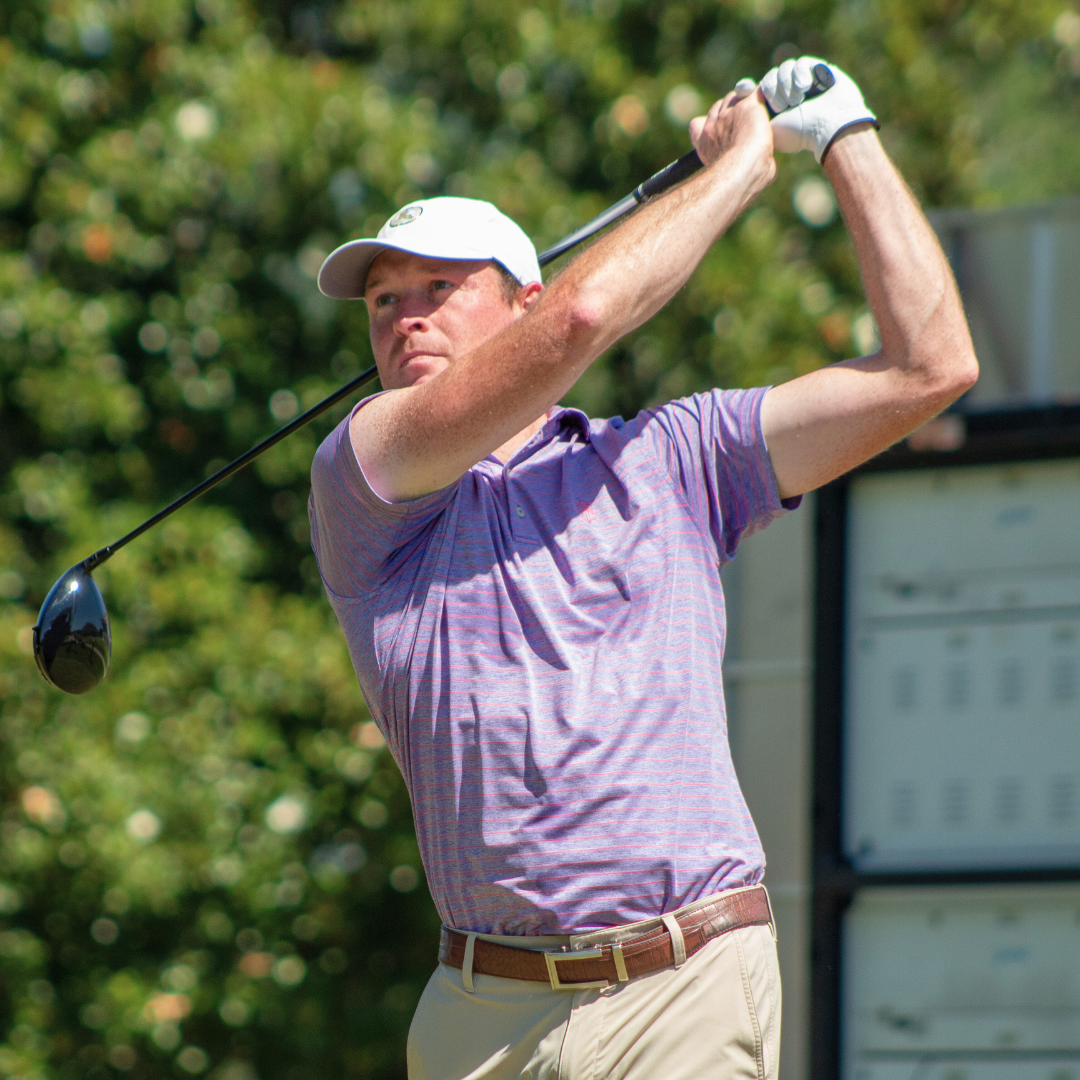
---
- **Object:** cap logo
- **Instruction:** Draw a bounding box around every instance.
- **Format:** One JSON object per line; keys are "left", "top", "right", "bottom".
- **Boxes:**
{"left": 388, "top": 206, "right": 423, "bottom": 227}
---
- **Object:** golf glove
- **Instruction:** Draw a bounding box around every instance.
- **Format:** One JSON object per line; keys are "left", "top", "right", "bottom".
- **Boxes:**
{"left": 760, "top": 57, "right": 876, "bottom": 163}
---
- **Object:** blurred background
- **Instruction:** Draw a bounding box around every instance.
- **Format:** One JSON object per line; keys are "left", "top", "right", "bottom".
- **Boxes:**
{"left": 0, "top": 0, "right": 1078, "bottom": 1078}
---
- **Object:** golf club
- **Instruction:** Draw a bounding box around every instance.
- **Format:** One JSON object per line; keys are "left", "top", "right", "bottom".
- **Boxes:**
{"left": 32, "top": 66, "right": 836, "bottom": 694}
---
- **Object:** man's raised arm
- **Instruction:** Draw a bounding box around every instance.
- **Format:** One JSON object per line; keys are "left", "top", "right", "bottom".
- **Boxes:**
{"left": 353, "top": 91, "right": 776, "bottom": 505}
{"left": 759, "top": 62, "right": 979, "bottom": 498}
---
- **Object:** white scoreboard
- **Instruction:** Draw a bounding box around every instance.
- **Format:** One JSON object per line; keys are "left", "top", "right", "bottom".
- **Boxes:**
{"left": 844, "top": 885, "right": 1080, "bottom": 1080}
{"left": 844, "top": 457, "right": 1080, "bottom": 871}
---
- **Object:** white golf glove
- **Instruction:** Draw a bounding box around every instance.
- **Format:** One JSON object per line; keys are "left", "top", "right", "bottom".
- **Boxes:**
{"left": 760, "top": 57, "right": 876, "bottom": 163}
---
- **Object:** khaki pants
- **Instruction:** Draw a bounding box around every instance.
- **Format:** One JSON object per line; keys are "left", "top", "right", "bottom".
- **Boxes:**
{"left": 407, "top": 893, "right": 781, "bottom": 1080}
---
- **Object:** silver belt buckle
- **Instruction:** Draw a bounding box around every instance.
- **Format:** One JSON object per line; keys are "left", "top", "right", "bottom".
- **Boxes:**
{"left": 543, "top": 943, "right": 628, "bottom": 990}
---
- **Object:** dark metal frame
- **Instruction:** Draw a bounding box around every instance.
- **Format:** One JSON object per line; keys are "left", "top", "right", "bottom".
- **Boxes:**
{"left": 810, "top": 403, "right": 1080, "bottom": 1080}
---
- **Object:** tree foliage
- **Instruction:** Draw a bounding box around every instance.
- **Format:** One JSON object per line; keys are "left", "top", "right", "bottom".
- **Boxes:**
{"left": 0, "top": 0, "right": 1077, "bottom": 1077}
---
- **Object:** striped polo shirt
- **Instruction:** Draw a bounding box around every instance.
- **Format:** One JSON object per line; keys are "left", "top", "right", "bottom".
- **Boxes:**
{"left": 309, "top": 386, "right": 797, "bottom": 935}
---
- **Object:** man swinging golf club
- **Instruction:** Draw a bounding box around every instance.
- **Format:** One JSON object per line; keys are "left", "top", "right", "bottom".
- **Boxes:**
{"left": 309, "top": 57, "right": 977, "bottom": 1080}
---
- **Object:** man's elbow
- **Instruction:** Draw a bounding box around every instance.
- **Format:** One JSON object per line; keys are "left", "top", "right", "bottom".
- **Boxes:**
{"left": 958, "top": 352, "right": 980, "bottom": 394}
{"left": 913, "top": 327, "right": 979, "bottom": 409}
{"left": 937, "top": 347, "right": 979, "bottom": 404}
{"left": 539, "top": 286, "right": 611, "bottom": 360}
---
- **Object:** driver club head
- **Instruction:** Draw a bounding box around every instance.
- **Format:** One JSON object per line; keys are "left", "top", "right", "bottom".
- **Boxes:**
{"left": 33, "top": 563, "right": 112, "bottom": 695}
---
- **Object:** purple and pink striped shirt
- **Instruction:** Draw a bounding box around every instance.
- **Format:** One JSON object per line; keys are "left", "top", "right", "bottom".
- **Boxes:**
{"left": 309, "top": 387, "right": 797, "bottom": 934}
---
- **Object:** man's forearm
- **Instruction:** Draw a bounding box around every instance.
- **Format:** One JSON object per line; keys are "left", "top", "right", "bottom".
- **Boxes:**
{"left": 824, "top": 126, "right": 973, "bottom": 390}
{"left": 760, "top": 127, "right": 977, "bottom": 498}
{"left": 538, "top": 137, "right": 773, "bottom": 362}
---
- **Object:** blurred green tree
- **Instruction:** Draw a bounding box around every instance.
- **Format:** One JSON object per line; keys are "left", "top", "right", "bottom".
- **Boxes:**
{"left": 0, "top": 0, "right": 1078, "bottom": 1077}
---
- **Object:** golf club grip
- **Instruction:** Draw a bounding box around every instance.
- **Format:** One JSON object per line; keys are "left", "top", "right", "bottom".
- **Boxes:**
{"left": 764, "top": 62, "right": 835, "bottom": 118}
{"left": 626, "top": 68, "right": 837, "bottom": 202}
{"left": 634, "top": 149, "right": 704, "bottom": 201}
{"left": 537, "top": 66, "right": 836, "bottom": 266}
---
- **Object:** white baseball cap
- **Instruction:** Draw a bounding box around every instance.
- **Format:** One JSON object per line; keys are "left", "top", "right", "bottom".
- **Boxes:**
{"left": 317, "top": 196, "right": 542, "bottom": 300}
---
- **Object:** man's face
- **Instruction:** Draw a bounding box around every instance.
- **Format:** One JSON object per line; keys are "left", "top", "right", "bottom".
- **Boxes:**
{"left": 364, "top": 250, "right": 537, "bottom": 390}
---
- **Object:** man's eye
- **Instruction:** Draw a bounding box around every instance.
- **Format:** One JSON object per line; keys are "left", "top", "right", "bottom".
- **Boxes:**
{"left": 374, "top": 293, "right": 397, "bottom": 308}
{"left": 431, "top": 280, "right": 454, "bottom": 291}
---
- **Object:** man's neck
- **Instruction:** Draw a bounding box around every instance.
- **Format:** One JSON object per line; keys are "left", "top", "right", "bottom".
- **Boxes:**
{"left": 492, "top": 413, "right": 548, "bottom": 464}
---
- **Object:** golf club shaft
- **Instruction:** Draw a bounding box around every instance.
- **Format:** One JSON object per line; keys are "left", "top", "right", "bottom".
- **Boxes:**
{"left": 79, "top": 138, "right": 748, "bottom": 573}
{"left": 536, "top": 149, "right": 704, "bottom": 265}
{"left": 81, "top": 365, "right": 378, "bottom": 570}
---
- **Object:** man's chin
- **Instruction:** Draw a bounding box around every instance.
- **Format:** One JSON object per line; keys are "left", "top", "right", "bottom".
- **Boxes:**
{"left": 396, "top": 357, "right": 448, "bottom": 387}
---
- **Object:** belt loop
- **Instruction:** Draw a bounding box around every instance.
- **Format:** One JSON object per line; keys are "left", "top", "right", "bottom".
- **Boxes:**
{"left": 611, "top": 942, "right": 629, "bottom": 982}
{"left": 661, "top": 914, "right": 686, "bottom": 968}
{"left": 761, "top": 886, "right": 778, "bottom": 941}
{"left": 461, "top": 933, "right": 478, "bottom": 993}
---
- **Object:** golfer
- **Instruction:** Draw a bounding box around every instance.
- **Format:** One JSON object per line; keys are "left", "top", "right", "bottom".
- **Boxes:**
{"left": 309, "top": 58, "right": 977, "bottom": 1080}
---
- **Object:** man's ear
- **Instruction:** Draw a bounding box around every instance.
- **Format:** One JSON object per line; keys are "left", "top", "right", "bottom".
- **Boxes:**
{"left": 517, "top": 281, "right": 543, "bottom": 313}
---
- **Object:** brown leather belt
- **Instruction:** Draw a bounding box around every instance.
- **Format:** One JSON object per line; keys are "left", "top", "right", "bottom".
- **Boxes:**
{"left": 439, "top": 885, "right": 772, "bottom": 990}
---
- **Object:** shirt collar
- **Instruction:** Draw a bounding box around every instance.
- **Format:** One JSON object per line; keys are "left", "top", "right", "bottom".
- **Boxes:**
{"left": 478, "top": 405, "right": 592, "bottom": 471}
{"left": 545, "top": 405, "right": 591, "bottom": 443}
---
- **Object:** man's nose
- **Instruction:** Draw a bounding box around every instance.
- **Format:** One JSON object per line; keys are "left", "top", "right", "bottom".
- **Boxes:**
{"left": 392, "top": 305, "right": 432, "bottom": 337}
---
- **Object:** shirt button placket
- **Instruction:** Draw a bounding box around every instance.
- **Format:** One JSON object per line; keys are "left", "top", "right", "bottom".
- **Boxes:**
{"left": 506, "top": 467, "right": 520, "bottom": 540}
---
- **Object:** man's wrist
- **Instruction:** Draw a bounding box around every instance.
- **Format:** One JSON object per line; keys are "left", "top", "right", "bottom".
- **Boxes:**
{"left": 704, "top": 137, "right": 775, "bottom": 204}
{"left": 732, "top": 149, "right": 776, "bottom": 208}
{"left": 821, "top": 122, "right": 880, "bottom": 178}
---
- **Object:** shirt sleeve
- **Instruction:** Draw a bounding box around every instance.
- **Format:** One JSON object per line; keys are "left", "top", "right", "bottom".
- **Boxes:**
{"left": 308, "top": 394, "right": 460, "bottom": 600}
{"left": 629, "top": 386, "right": 801, "bottom": 564}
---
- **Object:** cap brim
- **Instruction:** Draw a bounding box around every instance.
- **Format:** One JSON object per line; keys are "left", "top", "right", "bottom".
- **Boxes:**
{"left": 317, "top": 240, "right": 388, "bottom": 300}
{"left": 317, "top": 238, "right": 511, "bottom": 299}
